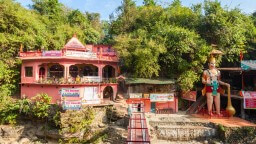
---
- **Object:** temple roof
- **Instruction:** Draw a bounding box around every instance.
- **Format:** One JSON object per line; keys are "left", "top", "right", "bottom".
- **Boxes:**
{"left": 63, "top": 34, "right": 86, "bottom": 50}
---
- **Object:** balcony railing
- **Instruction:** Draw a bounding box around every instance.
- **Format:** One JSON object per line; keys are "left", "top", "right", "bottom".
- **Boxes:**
{"left": 37, "top": 77, "right": 117, "bottom": 84}
{"left": 19, "top": 50, "right": 118, "bottom": 61}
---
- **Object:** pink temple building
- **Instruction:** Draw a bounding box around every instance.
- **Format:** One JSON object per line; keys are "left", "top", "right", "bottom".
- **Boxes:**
{"left": 19, "top": 35, "right": 119, "bottom": 105}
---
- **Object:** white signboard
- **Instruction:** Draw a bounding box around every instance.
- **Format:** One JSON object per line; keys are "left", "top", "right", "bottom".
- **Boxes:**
{"left": 65, "top": 51, "right": 97, "bottom": 59}
{"left": 82, "top": 87, "right": 100, "bottom": 104}
{"left": 241, "top": 91, "right": 256, "bottom": 109}
{"left": 150, "top": 93, "right": 174, "bottom": 102}
{"left": 62, "top": 100, "right": 81, "bottom": 110}
{"left": 129, "top": 93, "right": 143, "bottom": 98}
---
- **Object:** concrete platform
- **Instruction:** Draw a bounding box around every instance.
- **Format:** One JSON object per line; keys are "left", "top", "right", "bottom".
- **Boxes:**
{"left": 192, "top": 114, "right": 256, "bottom": 127}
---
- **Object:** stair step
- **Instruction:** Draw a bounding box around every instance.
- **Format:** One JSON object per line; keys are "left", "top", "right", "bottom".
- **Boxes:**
{"left": 156, "top": 125, "right": 216, "bottom": 141}
{"left": 149, "top": 121, "right": 214, "bottom": 128}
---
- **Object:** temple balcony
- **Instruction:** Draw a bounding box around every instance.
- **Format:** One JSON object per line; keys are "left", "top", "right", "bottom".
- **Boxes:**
{"left": 33, "top": 77, "right": 117, "bottom": 85}
{"left": 19, "top": 51, "right": 118, "bottom": 62}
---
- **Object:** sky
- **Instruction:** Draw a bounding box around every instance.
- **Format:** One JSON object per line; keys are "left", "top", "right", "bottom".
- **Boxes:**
{"left": 15, "top": 0, "right": 256, "bottom": 20}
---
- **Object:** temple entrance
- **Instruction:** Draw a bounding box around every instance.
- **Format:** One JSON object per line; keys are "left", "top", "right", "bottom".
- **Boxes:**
{"left": 103, "top": 86, "right": 113, "bottom": 100}
{"left": 103, "top": 65, "right": 115, "bottom": 78}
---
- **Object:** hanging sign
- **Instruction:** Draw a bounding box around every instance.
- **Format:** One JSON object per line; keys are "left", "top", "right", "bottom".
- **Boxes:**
{"left": 42, "top": 51, "right": 62, "bottom": 57}
{"left": 182, "top": 91, "right": 197, "bottom": 102}
{"left": 65, "top": 51, "right": 97, "bottom": 59}
{"left": 61, "top": 88, "right": 80, "bottom": 97}
{"left": 61, "top": 88, "right": 81, "bottom": 110}
{"left": 129, "top": 93, "right": 143, "bottom": 98}
{"left": 241, "top": 91, "right": 256, "bottom": 109}
{"left": 241, "top": 60, "right": 256, "bottom": 70}
{"left": 150, "top": 93, "right": 174, "bottom": 102}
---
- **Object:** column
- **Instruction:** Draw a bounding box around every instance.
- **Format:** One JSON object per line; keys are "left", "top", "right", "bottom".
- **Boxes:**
{"left": 98, "top": 65, "right": 103, "bottom": 82}
{"left": 64, "top": 65, "right": 71, "bottom": 80}
{"left": 34, "top": 63, "right": 39, "bottom": 82}
{"left": 115, "top": 66, "right": 118, "bottom": 77}
{"left": 44, "top": 64, "right": 48, "bottom": 80}
{"left": 241, "top": 99, "right": 245, "bottom": 119}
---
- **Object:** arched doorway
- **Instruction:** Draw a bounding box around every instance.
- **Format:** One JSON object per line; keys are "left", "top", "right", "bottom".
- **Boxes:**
{"left": 103, "top": 86, "right": 113, "bottom": 100}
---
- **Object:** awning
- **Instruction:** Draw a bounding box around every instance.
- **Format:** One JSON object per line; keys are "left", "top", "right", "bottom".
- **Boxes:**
{"left": 125, "top": 78, "right": 175, "bottom": 85}
{"left": 241, "top": 60, "right": 256, "bottom": 70}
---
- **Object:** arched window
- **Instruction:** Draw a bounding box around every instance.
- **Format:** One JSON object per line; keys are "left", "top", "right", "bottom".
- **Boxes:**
{"left": 49, "top": 64, "right": 64, "bottom": 78}
{"left": 69, "top": 65, "right": 78, "bottom": 78}
{"left": 39, "top": 67, "right": 45, "bottom": 78}
{"left": 103, "top": 65, "right": 115, "bottom": 78}
{"left": 83, "top": 65, "right": 98, "bottom": 76}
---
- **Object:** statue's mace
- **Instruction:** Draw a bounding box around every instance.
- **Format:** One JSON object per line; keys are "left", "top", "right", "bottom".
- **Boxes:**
{"left": 226, "top": 86, "right": 236, "bottom": 117}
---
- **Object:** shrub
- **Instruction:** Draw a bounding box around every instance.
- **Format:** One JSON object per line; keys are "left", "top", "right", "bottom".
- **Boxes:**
{"left": 0, "top": 98, "right": 31, "bottom": 124}
{"left": 60, "top": 106, "right": 95, "bottom": 134}
{"left": 31, "top": 93, "right": 52, "bottom": 119}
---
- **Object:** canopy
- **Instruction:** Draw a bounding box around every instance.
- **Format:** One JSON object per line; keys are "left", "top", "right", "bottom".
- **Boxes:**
{"left": 241, "top": 60, "right": 256, "bottom": 70}
{"left": 125, "top": 78, "right": 175, "bottom": 85}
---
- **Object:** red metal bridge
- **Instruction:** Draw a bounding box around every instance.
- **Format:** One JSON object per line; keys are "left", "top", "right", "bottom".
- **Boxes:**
{"left": 126, "top": 102, "right": 151, "bottom": 144}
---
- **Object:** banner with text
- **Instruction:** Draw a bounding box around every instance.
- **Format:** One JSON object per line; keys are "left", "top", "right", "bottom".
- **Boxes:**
{"left": 129, "top": 93, "right": 143, "bottom": 98}
{"left": 65, "top": 51, "right": 97, "bottom": 59}
{"left": 62, "top": 100, "right": 81, "bottom": 110}
{"left": 61, "top": 88, "right": 80, "bottom": 97}
{"left": 150, "top": 93, "right": 174, "bottom": 102}
{"left": 42, "top": 51, "right": 62, "bottom": 57}
{"left": 61, "top": 88, "right": 81, "bottom": 110}
{"left": 241, "top": 91, "right": 256, "bottom": 109}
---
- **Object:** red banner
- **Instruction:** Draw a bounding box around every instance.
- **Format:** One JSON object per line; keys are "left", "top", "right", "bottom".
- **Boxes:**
{"left": 182, "top": 91, "right": 197, "bottom": 102}
{"left": 241, "top": 91, "right": 256, "bottom": 109}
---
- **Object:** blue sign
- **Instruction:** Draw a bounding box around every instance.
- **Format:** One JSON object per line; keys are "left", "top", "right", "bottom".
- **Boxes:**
{"left": 61, "top": 88, "right": 80, "bottom": 97}
{"left": 62, "top": 100, "right": 81, "bottom": 110}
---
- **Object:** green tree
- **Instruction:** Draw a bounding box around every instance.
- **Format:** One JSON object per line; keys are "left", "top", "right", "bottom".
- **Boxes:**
{"left": 199, "top": 1, "right": 256, "bottom": 62}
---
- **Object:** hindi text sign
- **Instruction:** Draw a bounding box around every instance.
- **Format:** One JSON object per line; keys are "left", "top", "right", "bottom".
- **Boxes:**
{"left": 242, "top": 91, "right": 256, "bottom": 109}
{"left": 42, "top": 51, "right": 62, "bottom": 57}
{"left": 129, "top": 93, "right": 143, "bottom": 98}
{"left": 65, "top": 51, "right": 97, "bottom": 59}
{"left": 150, "top": 93, "right": 174, "bottom": 102}
{"left": 61, "top": 88, "right": 81, "bottom": 110}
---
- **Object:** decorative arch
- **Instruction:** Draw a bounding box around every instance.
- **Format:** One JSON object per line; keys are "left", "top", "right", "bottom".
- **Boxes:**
{"left": 102, "top": 65, "right": 115, "bottom": 78}
{"left": 49, "top": 64, "right": 64, "bottom": 78}
{"left": 69, "top": 65, "right": 78, "bottom": 78}
{"left": 39, "top": 67, "right": 45, "bottom": 78}
{"left": 83, "top": 64, "right": 98, "bottom": 76}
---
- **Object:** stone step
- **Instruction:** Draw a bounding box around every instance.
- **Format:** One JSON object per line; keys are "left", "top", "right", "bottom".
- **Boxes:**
{"left": 149, "top": 120, "right": 215, "bottom": 128}
{"left": 155, "top": 125, "right": 216, "bottom": 141}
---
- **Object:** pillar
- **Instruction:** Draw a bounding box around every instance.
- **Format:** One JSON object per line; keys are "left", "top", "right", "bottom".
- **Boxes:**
{"left": 99, "top": 65, "right": 103, "bottom": 82}
{"left": 44, "top": 64, "right": 48, "bottom": 80}
{"left": 34, "top": 63, "right": 39, "bottom": 82}
{"left": 241, "top": 99, "right": 245, "bottom": 119}
{"left": 63, "top": 64, "right": 71, "bottom": 80}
